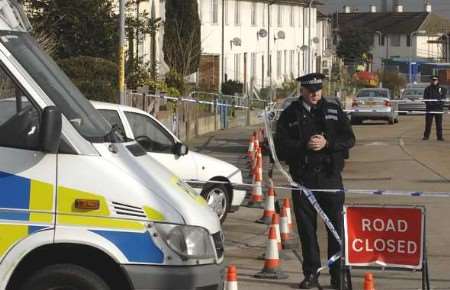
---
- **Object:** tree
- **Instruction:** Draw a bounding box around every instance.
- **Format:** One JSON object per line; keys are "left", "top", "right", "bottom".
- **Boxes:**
{"left": 336, "top": 28, "right": 373, "bottom": 65}
{"left": 24, "top": 0, "right": 118, "bottom": 61}
{"left": 163, "top": 0, "right": 201, "bottom": 80}
{"left": 59, "top": 56, "right": 118, "bottom": 102}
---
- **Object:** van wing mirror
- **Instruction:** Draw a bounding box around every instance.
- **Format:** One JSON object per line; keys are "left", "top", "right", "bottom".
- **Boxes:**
{"left": 174, "top": 142, "right": 189, "bottom": 156}
{"left": 40, "top": 106, "right": 62, "bottom": 153}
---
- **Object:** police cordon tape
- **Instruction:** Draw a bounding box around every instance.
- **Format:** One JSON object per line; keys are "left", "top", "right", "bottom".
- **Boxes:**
{"left": 186, "top": 179, "right": 450, "bottom": 198}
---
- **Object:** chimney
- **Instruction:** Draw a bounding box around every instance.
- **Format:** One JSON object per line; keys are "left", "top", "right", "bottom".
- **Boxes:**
{"left": 425, "top": 0, "right": 432, "bottom": 13}
{"left": 395, "top": 5, "right": 404, "bottom": 12}
{"left": 370, "top": 5, "right": 377, "bottom": 13}
{"left": 343, "top": 5, "right": 351, "bottom": 13}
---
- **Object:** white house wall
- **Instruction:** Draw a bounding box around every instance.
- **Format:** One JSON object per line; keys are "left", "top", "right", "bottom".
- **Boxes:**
{"left": 199, "top": 0, "right": 318, "bottom": 89}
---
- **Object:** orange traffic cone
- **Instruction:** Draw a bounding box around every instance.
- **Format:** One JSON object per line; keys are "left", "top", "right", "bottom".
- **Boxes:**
{"left": 364, "top": 272, "right": 375, "bottom": 290}
{"left": 283, "top": 198, "right": 293, "bottom": 231}
{"left": 248, "top": 150, "right": 264, "bottom": 208}
{"left": 225, "top": 265, "right": 238, "bottom": 290}
{"left": 280, "top": 206, "right": 297, "bottom": 250}
{"left": 254, "top": 225, "right": 289, "bottom": 280}
{"left": 247, "top": 135, "right": 255, "bottom": 164}
{"left": 272, "top": 213, "right": 282, "bottom": 251}
{"left": 256, "top": 179, "right": 276, "bottom": 224}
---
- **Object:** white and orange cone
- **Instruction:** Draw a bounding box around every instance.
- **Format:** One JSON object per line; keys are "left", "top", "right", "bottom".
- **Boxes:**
{"left": 283, "top": 198, "right": 293, "bottom": 231}
{"left": 225, "top": 265, "right": 238, "bottom": 290}
{"left": 272, "top": 213, "right": 282, "bottom": 251}
{"left": 254, "top": 225, "right": 289, "bottom": 280}
{"left": 247, "top": 135, "right": 255, "bottom": 165}
{"left": 280, "top": 206, "right": 297, "bottom": 250}
{"left": 256, "top": 179, "right": 276, "bottom": 224}
{"left": 248, "top": 149, "right": 264, "bottom": 208}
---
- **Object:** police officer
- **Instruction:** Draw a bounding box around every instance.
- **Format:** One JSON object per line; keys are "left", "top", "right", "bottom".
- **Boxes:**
{"left": 275, "top": 73, "right": 355, "bottom": 289}
{"left": 423, "top": 75, "right": 446, "bottom": 141}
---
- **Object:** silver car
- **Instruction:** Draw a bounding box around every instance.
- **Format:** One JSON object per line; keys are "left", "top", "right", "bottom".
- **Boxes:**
{"left": 398, "top": 87, "right": 426, "bottom": 113}
{"left": 350, "top": 88, "right": 399, "bottom": 125}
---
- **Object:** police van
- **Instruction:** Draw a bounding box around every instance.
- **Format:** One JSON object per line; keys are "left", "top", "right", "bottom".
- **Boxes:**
{"left": 0, "top": 1, "right": 224, "bottom": 289}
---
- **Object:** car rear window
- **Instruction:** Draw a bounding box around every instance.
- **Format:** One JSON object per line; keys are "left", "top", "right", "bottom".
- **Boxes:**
{"left": 357, "top": 90, "right": 388, "bottom": 98}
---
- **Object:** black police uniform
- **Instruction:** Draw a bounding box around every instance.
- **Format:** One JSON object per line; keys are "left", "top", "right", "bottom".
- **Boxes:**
{"left": 423, "top": 80, "right": 446, "bottom": 141}
{"left": 275, "top": 74, "right": 355, "bottom": 288}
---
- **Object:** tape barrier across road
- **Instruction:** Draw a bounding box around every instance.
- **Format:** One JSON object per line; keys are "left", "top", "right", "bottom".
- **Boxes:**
{"left": 131, "top": 93, "right": 251, "bottom": 109}
{"left": 186, "top": 179, "right": 450, "bottom": 198}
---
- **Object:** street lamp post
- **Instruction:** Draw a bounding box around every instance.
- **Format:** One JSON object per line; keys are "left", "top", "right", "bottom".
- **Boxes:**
{"left": 307, "top": 0, "right": 313, "bottom": 74}
{"left": 221, "top": 0, "right": 225, "bottom": 93}
{"left": 118, "top": 0, "right": 126, "bottom": 105}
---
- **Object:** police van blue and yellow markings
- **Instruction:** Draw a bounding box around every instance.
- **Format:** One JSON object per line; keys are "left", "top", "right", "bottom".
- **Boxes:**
{"left": 0, "top": 171, "right": 167, "bottom": 263}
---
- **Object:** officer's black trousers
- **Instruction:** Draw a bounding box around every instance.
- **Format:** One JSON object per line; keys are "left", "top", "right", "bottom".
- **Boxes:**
{"left": 424, "top": 112, "right": 443, "bottom": 140}
{"left": 292, "top": 172, "right": 344, "bottom": 279}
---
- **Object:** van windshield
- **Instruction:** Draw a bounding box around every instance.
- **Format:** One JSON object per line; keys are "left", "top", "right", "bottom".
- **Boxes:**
{"left": 0, "top": 31, "right": 117, "bottom": 143}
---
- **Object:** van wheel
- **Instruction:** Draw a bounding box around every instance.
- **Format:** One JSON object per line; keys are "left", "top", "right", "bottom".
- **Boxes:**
{"left": 19, "top": 264, "right": 110, "bottom": 290}
{"left": 388, "top": 118, "right": 395, "bottom": 125}
{"left": 201, "top": 183, "right": 229, "bottom": 223}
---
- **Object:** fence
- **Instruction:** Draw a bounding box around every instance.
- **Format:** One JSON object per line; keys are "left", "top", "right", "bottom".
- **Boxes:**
{"left": 125, "top": 90, "right": 267, "bottom": 141}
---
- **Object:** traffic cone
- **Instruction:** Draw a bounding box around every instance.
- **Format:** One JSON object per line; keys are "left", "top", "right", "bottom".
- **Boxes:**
{"left": 248, "top": 150, "right": 264, "bottom": 208}
{"left": 256, "top": 179, "right": 276, "bottom": 224}
{"left": 272, "top": 213, "right": 282, "bottom": 251}
{"left": 280, "top": 206, "right": 297, "bottom": 250}
{"left": 364, "top": 272, "right": 375, "bottom": 290}
{"left": 283, "top": 198, "right": 293, "bottom": 231}
{"left": 225, "top": 265, "right": 238, "bottom": 290}
{"left": 247, "top": 135, "right": 255, "bottom": 164}
{"left": 254, "top": 226, "right": 289, "bottom": 280}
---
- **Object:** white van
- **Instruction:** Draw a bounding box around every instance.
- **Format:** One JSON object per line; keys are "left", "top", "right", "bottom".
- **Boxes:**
{"left": 0, "top": 1, "right": 224, "bottom": 290}
{"left": 92, "top": 102, "right": 246, "bottom": 222}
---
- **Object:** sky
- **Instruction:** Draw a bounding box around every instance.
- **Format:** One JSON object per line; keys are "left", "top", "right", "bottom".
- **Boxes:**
{"left": 320, "top": 0, "right": 450, "bottom": 19}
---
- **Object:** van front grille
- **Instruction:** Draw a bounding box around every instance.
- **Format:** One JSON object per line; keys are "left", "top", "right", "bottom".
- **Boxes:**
{"left": 212, "top": 231, "right": 224, "bottom": 259}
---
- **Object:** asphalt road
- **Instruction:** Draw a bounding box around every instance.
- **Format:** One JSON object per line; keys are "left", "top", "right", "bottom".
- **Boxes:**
{"left": 189, "top": 115, "right": 450, "bottom": 290}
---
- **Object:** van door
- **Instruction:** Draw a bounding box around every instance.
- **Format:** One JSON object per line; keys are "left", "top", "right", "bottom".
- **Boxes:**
{"left": 0, "top": 65, "right": 55, "bottom": 259}
{"left": 123, "top": 110, "right": 198, "bottom": 181}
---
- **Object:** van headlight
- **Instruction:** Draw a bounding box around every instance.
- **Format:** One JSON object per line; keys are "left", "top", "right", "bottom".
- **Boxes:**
{"left": 153, "top": 223, "right": 215, "bottom": 259}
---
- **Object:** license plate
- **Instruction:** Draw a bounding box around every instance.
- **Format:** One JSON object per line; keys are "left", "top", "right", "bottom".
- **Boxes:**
{"left": 366, "top": 101, "right": 376, "bottom": 106}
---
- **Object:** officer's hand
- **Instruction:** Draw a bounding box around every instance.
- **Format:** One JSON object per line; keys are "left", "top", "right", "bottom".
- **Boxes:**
{"left": 308, "top": 135, "right": 327, "bottom": 151}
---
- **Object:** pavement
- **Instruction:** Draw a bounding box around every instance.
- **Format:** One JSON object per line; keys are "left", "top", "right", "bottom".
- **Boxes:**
{"left": 188, "top": 115, "right": 450, "bottom": 290}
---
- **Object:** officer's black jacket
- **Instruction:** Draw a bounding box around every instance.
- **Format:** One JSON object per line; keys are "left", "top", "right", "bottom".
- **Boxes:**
{"left": 275, "top": 97, "right": 355, "bottom": 178}
{"left": 424, "top": 85, "right": 447, "bottom": 111}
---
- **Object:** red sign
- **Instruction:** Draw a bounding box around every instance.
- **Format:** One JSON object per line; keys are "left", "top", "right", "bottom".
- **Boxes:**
{"left": 344, "top": 206, "right": 424, "bottom": 269}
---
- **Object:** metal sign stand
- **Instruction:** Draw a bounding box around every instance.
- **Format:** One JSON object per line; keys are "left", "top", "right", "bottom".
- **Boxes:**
{"left": 339, "top": 206, "right": 430, "bottom": 290}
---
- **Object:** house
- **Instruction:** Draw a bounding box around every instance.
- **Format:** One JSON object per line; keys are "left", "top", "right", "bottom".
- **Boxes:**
{"left": 335, "top": 5, "right": 450, "bottom": 77}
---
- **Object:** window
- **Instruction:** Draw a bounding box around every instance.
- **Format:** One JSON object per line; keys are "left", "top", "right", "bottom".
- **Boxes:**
{"left": 0, "top": 67, "right": 40, "bottom": 150}
{"left": 251, "top": 2, "right": 257, "bottom": 26}
{"left": 290, "top": 6, "right": 295, "bottom": 27}
{"left": 268, "top": 5, "right": 272, "bottom": 27}
{"left": 98, "top": 110, "right": 126, "bottom": 138}
{"left": 289, "top": 50, "right": 295, "bottom": 75}
{"left": 224, "top": 0, "right": 229, "bottom": 25}
{"left": 234, "top": 0, "right": 240, "bottom": 25}
{"left": 277, "top": 51, "right": 282, "bottom": 78}
{"left": 407, "top": 34, "right": 412, "bottom": 47}
{"left": 380, "top": 34, "right": 385, "bottom": 46}
{"left": 277, "top": 5, "right": 283, "bottom": 27}
{"left": 234, "top": 54, "right": 241, "bottom": 80}
{"left": 125, "top": 112, "right": 174, "bottom": 153}
{"left": 262, "top": 4, "right": 266, "bottom": 27}
{"left": 211, "top": 0, "right": 218, "bottom": 24}
{"left": 390, "top": 34, "right": 401, "bottom": 47}
{"left": 298, "top": 7, "right": 302, "bottom": 27}
{"left": 251, "top": 52, "right": 257, "bottom": 78}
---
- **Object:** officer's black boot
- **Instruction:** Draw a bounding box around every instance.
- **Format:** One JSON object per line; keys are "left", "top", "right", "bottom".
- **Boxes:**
{"left": 299, "top": 274, "right": 320, "bottom": 289}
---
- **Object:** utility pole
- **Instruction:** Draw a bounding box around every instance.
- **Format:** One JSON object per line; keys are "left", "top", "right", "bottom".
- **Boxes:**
{"left": 119, "top": 0, "right": 126, "bottom": 105}
{"left": 221, "top": 0, "right": 225, "bottom": 92}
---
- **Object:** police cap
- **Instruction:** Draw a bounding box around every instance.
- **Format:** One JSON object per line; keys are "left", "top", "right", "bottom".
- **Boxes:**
{"left": 296, "top": 73, "right": 326, "bottom": 92}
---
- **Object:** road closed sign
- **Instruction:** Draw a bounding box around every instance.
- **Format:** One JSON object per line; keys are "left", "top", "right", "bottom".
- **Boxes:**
{"left": 344, "top": 206, "right": 424, "bottom": 269}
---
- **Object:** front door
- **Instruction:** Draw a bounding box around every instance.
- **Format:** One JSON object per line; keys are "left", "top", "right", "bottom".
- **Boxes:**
{"left": 0, "top": 65, "right": 55, "bottom": 261}
{"left": 123, "top": 110, "right": 198, "bottom": 181}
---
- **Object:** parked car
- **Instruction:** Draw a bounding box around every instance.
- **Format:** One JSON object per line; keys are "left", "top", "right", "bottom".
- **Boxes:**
{"left": 350, "top": 88, "right": 399, "bottom": 125}
{"left": 398, "top": 87, "right": 426, "bottom": 113}
{"left": 93, "top": 101, "right": 246, "bottom": 223}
